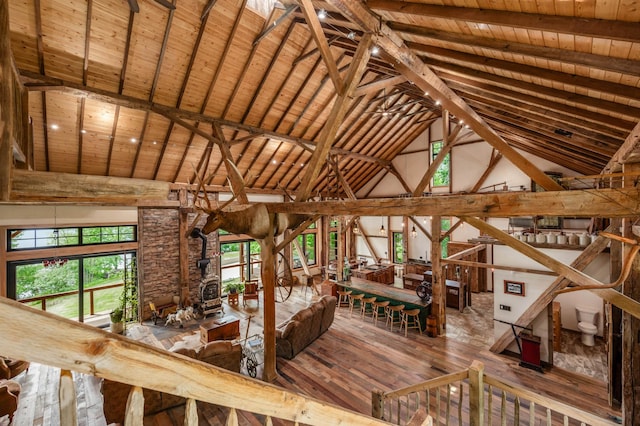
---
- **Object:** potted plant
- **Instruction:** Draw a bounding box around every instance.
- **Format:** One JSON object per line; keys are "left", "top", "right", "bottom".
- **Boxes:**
{"left": 110, "top": 307, "right": 124, "bottom": 334}
{"left": 223, "top": 282, "right": 245, "bottom": 294}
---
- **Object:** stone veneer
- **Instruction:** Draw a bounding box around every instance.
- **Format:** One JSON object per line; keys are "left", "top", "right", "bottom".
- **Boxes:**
{"left": 138, "top": 208, "right": 219, "bottom": 320}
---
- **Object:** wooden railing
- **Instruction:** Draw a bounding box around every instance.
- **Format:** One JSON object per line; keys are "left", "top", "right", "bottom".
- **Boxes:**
{"left": 19, "top": 282, "right": 123, "bottom": 315}
{"left": 372, "top": 361, "right": 618, "bottom": 426}
{"left": 0, "top": 297, "right": 390, "bottom": 425}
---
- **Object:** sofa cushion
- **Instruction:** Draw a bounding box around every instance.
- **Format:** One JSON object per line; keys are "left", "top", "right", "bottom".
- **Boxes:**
{"left": 198, "top": 341, "right": 233, "bottom": 358}
{"left": 198, "top": 341, "right": 242, "bottom": 373}
{"left": 277, "top": 320, "right": 296, "bottom": 339}
{"left": 319, "top": 295, "right": 337, "bottom": 333}
{"left": 171, "top": 346, "right": 197, "bottom": 359}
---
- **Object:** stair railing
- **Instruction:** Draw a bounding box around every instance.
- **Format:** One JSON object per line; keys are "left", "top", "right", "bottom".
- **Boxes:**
{"left": 0, "top": 297, "right": 390, "bottom": 426}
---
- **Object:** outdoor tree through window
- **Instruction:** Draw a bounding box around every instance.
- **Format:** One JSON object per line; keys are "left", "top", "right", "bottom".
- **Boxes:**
{"left": 431, "top": 140, "right": 450, "bottom": 187}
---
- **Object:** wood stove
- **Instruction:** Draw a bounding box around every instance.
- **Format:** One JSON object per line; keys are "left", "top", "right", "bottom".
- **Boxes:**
{"left": 199, "top": 277, "right": 223, "bottom": 317}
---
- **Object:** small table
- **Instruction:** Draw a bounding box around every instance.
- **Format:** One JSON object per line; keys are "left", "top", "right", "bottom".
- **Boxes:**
{"left": 200, "top": 315, "right": 240, "bottom": 344}
{"left": 227, "top": 293, "right": 239, "bottom": 305}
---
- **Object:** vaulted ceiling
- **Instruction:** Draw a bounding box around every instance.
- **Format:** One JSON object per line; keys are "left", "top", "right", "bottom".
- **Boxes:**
{"left": 7, "top": 0, "right": 640, "bottom": 198}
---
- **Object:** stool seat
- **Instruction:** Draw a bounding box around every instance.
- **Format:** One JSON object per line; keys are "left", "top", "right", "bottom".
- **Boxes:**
{"left": 337, "top": 290, "right": 352, "bottom": 308}
{"left": 400, "top": 308, "right": 423, "bottom": 337}
{"left": 360, "top": 296, "right": 377, "bottom": 320}
{"left": 371, "top": 300, "right": 390, "bottom": 326}
{"left": 349, "top": 293, "right": 365, "bottom": 317}
{"left": 386, "top": 304, "right": 405, "bottom": 332}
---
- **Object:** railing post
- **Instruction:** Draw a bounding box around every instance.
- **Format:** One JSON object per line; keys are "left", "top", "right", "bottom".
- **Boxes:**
{"left": 468, "top": 360, "right": 484, "bottom": 426}
{"left": 124, "top": 386, "right": 144, "bottom": 424}
{"left": 59, "top": 369, "right": 77, "bottom": 426}
{"left": 372, "top": 389, "right": 385, "bottom": 419}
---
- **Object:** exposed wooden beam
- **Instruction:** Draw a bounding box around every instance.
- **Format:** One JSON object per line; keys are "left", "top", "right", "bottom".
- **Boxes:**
{"left": 367, "top": 0, "right": 640, "bottom": 43}
{"left": 298, "top": 0, "right": 343, "bottom": 94}
{"left": 212, "top": 123, "right": 249, "bottom": 204}
{"left": 469, "top": 150, "right": 502, "bottom": 193}
{"left": 253, "top": 4, "right": 297, "bottom": 46}
{"left": 11, "top": 169, "right": 170, "bottom": 204}
{"left": 275, "top": 215, "right": 320, "bottom": 253}
{"left": 603, "top": 121, "right": 640, "bottom": 174}
{"left": 295, "top": 32, "right": 375, "bottom": 201}
{"left": 441, "top": 258, "right": 556, "bottom": 277}
{"left": 435, "top": 66, "right": 639, "bottom": 127}
{"left": 462, "top": 217, "right": 640, "bottom": 321}
{"left": 0, "top": 0, "right": 13, "bottom": 200}
{"left": 127, "top": 0, "right": 139, "bottom": 13}
{"left": 389, "top": 22, "right": 640, "bottom": 78}
{"left": 354, "top": 75, "right": 405, "bottom": 97}
{"left": 327, "top": 0, "right": 563, "bottom": 193}
{"left": 387, "top": 164, "right": 412, "bottom": 193}
{"left": 267, "top": 187, "right": 640, "bottom": 218}
{"left": 354, "top": 218, "right": 381, "bottom": 264}
{"left": 410, "top": 42, "right": 640, "bottom": 101}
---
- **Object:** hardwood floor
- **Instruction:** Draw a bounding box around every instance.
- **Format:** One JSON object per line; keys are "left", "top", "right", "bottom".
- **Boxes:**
{"left": 7, "top": 286, "right": 620, "bottom": 425}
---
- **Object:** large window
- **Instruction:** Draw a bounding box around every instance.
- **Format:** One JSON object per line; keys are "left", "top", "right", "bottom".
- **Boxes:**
{"left": 431, "top": 140, "right": 450, "bottom": 187}
{"left": 220, "top": 241, "right": 261, "bottom": 289}
{"left": 293, "top": 234, "right": 317, "bottom": 269}
{"left": 328, "top": 231, "right": 338, "bottom": 262}
{"left": 392, "top": 232, "right": 404, "bottom": 264}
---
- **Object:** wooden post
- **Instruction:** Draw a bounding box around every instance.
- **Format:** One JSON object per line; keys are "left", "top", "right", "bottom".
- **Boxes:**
{"left": 124, "top": 386, "right": 144, "bottom": 424}
{"left": 0, "top": 0, "right": 13, "bottom": 201}
{"left": 468, "top": 360, "right": 484, "bottom": 426}
{"left": 260, "top": 233, "right": 277, "bottom": 382}
{"left": 371, "top": 389, "right": 385, "bottom": 419}
{"left": 59, "top": 369, "right": 78, "bottom": 426}
{"left": 184, "top": 399, "right": 198, "bottom": 425}
{"left": 337, "top": 217, "right": 344, "bottom": 282}
{"left": 622, "top": 162, "right": 640, "bottom": 424}
{"left": 431, "top": 216, "right": 445, "bottom": 334}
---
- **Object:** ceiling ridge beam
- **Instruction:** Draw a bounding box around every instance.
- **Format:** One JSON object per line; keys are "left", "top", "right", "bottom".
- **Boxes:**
{"left": 367, "top": 0, "right": 640, "bottom": 43}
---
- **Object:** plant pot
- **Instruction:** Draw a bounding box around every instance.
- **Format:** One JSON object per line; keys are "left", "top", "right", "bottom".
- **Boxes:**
{"left": 110, "top": 321, "right": 124, "bottom": 334}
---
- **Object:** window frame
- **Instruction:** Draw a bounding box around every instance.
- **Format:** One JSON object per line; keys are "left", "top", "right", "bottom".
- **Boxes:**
{"left": 431, "top": 140, "right": 451, "bottom": 188}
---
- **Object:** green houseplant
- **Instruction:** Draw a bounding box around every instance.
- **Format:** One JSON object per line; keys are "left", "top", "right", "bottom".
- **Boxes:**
{"left": 223, "top": 282, "right": 245, "bottom": 294}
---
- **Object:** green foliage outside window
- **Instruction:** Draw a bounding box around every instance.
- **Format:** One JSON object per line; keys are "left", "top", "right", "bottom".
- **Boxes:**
{"left": 392, "top": 232, "right": 404, "bottom": 264}
{"left": 431, "top": 141, "right": 450, "bottom": 187}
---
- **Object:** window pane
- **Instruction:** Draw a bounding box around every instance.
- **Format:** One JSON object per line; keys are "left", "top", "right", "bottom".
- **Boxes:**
{"left": 102, "top": 227, "right": 119, "bottom": 243}
{"left": 431, "top": 140, "right": 450, "bottom": 187}
{"left": 306, "top": 234, "right": 316, "bottom": 265}
{"left": 119, "top": 226, "right": 136, "bottom": 241}
{"left": 393, "top": 232, "right": 403, "bottom": 264}
{"left": 329, "top": 232, "right": 338, "bottom": 261}
{"left": 83, "top": 227, "right": 101, "bottom": 244}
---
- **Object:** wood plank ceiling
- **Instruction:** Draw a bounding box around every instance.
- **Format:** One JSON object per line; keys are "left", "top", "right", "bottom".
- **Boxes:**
{"left": 7, "top": 0, "right": 640, "bottom": 197}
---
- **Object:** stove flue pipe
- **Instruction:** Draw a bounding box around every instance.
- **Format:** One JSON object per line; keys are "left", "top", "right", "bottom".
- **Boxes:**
{"left": 190, "top": 227, "right": 210, "bottom": 278}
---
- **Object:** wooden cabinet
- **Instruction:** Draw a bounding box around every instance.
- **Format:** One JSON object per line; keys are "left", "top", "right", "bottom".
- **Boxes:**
{"left": 351, "top": 264, "right": 395, "bottom": 285}
{"left": 405, "top": 261, "right": 432, "bottom": 276}
{"left": 200, "top": 316, "right": 240, "bottom": 344}
{"left": 446, "top": 242, "right": 486, "bottom": 292}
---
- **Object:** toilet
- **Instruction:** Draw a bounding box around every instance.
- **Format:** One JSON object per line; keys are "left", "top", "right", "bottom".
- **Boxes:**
{"left": 575, "top": 306, "right": 599, "bottom": 346}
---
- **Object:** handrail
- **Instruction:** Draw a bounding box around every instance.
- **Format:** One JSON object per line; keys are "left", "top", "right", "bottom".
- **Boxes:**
{"left": 18, "top": 282, "right": 123, "bottom": 314}
{"left": 373, "top": 361, "right": 619, "bottom": 426}
{"left": 484, "top": 375, "right": 616, "bottom": 426}
{"left": 0, "top": 297, "right": 390, "bottom": 425}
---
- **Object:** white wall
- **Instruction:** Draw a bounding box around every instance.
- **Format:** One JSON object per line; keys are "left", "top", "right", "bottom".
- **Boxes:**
{"left": 0, "top": 205, "right": 138, "bottom": 226}
{"left": 492, "top": 245, "right": 609, "bottom": 361}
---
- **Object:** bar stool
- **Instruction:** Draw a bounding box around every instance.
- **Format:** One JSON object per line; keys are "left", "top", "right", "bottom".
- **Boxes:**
{"left": 360, "top": 296, "right": 377, "bottom": 320}
{"left": 349, "top": 293, "right": 365, "bottom": 317}
{"left": 336, "top": 290, "right": 352, "bottom": 308}
{"left": 371, "top": 300, "right": 390, "bottom": 326}
{"left": 401, "top": 308, "right": 423, "bottom": 337}
{"left": 386, "top": 304, "right": 405, "bottom": 332}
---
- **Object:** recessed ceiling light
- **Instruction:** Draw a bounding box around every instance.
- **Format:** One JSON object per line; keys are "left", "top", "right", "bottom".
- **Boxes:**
{"left": 371, "top": 46, "right": 380, "bottom": 55}
{"left": 317, "top": 9, "right": 327, "bottom": 19}
{"left": 301, "top": 163, "right": 304, "bottom": 167}
{"left": 50, "top": 124, "right": 59, "bottom": 130}
{"left": 80, "top": 129, "right": 87, "bottom": 134}
{"left": 130, "top": 138, "right": 137, "bottom": 143}
{"left": 153, "top": 140, "right": 157, "bottom": 145}
{"left": 424, "top": 91, "right": 429, "bottom": 96}
{"left": 272, "top": 160, "right": 277, "bottom": 164}
{"left": 435, "top": 100, "right": 441, "bottom": 106}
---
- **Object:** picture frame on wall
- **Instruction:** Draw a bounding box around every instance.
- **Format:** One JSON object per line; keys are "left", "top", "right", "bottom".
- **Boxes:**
{"left": 504, "top": 280, "right": 525, "bottom": 296}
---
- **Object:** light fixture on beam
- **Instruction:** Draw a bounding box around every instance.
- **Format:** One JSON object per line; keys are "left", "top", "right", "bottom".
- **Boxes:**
{"left": 317, "top": 8, "right": 327, "bottom": 19}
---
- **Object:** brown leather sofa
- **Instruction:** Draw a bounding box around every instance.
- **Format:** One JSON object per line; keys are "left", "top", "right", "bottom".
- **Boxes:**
{"left": 0, "top": 357, "right": 29, "bottom": 380}
{"left": 102, "top": 340, "right": 242, "bottom": 423}
{"left": 275, "top": 295, "right": 337, "bottom": 359}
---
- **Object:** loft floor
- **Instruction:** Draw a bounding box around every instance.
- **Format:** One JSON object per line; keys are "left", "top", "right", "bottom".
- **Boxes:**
{"left": 7, "top": 287, "right": 618, "bottom": 425}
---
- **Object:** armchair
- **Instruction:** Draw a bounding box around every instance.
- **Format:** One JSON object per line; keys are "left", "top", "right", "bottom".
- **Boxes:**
{"left": 0, "top": 357, "right": 29, "bottom": 380}
{"left": 243, "top": 281, "right": 259, "bottom": 307}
